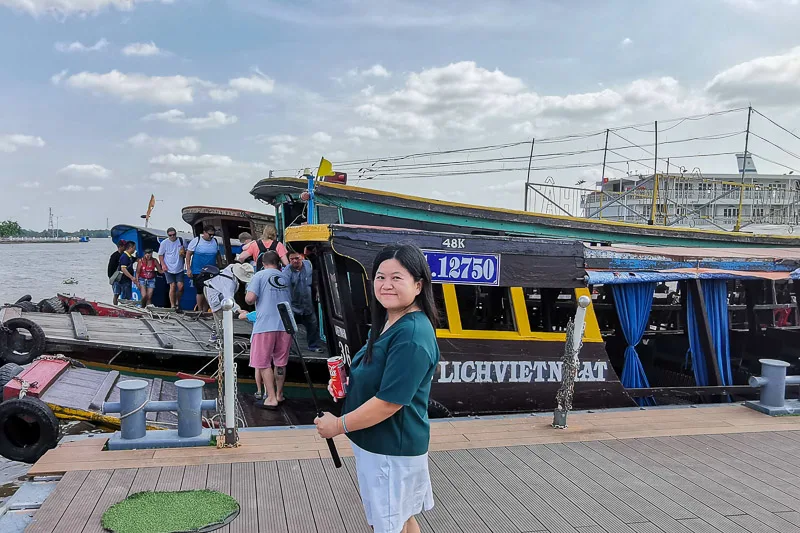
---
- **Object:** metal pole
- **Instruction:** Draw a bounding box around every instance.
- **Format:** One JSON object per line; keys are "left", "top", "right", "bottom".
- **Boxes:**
{"left": 649, "top": 121, "right": 658, "bottom": 225}
{"left": 524, "top": 138, "right": 535, "bottom": 211}
{"left": 587, "top": 174, "right": 656, "bottom": 218}
{"left": 600, "top": 129, "right": 609, "bottom": 185}
{"left": 734, "top": 106, "right": 752, "bottom": 232}
{"left": 663, "top": 157, "right": 670, "bottom": 226}
{"left": 221, "top": 298, "right": 238, "bottom": 445}
{"left": 306, "top": 168, "right": 316, "bottom": 225}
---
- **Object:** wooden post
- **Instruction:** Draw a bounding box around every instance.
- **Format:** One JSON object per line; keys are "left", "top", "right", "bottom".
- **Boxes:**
{"left": 688, "top": 280, "right": 723, "bottom": 387}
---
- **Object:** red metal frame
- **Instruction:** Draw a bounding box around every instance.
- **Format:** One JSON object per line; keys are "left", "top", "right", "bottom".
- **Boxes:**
{"left": 3, "top": 359, "right": 70, "bottom": 401}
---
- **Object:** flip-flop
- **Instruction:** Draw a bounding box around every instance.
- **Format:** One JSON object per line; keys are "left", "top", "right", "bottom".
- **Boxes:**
{"left": 256, "top": 402, "right": 279, "bottom": 411}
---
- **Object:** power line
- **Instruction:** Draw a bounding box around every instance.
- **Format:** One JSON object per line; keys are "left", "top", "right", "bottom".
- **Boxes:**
{"left": 752, "top": 108, "right": 800, "bottom": 145}
{"left": 749, "top": 152, "right": 800, "bottom": 175}
{"left": 749, "top": 132, "right": 800, "bottom": 163}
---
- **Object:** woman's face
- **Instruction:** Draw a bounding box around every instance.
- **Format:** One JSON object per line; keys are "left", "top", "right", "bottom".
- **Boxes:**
{"left": 374, "top": 258, "right": 421, "bottom": 311}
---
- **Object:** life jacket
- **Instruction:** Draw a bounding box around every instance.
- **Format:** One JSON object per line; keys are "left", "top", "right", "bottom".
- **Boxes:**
{"left": 255, "top": 239, "right": 279, "bottom": 272}
{"left": 138, "top": 258, "right": 158, "bottom": 280}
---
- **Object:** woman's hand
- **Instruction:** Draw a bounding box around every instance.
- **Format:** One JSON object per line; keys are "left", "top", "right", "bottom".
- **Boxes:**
{"left": 314, "top": 412, "right": 342, "bottom": 439}
{"left": 327, "top": 376, "right": 350, "bottom": 402}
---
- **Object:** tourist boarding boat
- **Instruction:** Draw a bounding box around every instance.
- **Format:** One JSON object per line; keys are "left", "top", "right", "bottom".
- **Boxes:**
{"left": 285, "top": 223, "right": 800, "bottom": 416}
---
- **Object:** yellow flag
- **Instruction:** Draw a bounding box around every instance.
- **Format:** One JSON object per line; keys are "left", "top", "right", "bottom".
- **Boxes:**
{"left": 317, "top": 157, "right": 335, "bottom": 178}
{"left": 146, "top": 194, "right": 156, "bottom": 218}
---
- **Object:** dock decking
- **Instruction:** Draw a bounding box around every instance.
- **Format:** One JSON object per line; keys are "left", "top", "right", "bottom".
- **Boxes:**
{"left": 19, "top": 405, "right": 800, "bottom": 532}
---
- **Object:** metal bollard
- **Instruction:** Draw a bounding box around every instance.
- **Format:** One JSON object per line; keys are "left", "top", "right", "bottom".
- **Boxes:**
{"left": 115, "top": 379, "right": 148, "bottom": 440}
{"left": 103, "top": 378, "right": 216, "bottom": 441}
{"left": 745, "top": 358, "right": 800, "bottom": 415}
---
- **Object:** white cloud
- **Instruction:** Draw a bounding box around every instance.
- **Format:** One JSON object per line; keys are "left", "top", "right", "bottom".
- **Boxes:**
{"left": 345, "top": 126, "right": 380, "bottom": 140}
{"left": 270, "top": 144, "right": 295, "bottom": 156}
{"left": 228, "top": 74, "right": 275, "bottom": 94}
{"left": 147, "top": 171, "right": 190, "bottom": 187}
{"left": 18, "top": 181, "right": 40, "bottom": 188}
{"left": 263, "top": 134, "right": 297, "bottom": 144}
{"left": 0, "top": 134, "right": 45, "bottom": 153}
{"left": 706, "top": 46, "right": 800, "bottom": 104}
{"left": 65, "top": 70, "right": 200, "bottom": 105}
{"left": 58, "top": 163, "right": 110, "bottom": 179}
{"left": 356, "top": 61, "right": 703, "bottom": 140}
{"left": 58, "top": 184, "right": 84, "bottom": 192}
{"left": 127, "top": 133, "right": 200, "bottom": 152}
{"left": 722, "top": 0, "right": 800, "bottom": 11}
{"left": 87, "top": 185, "right": 104, "bottom": 191}
{"left": 149, "top": 154, "right": 235, "bottom": 168}
{"left": 311, "top": 131, "right": 332, "bottom": 144}
{"left": 349, "top": 64, "right": 391, "bottom": 79}
{"left": 209, "top": 88, "right": 238, "bottom": 102}
{"left": 122, "top": 41, "right": 162, "bottom": 57}
{"left": 50, "top": 69, "right": 68, "bottom": 85}
{"left": 142, "top": 109, "right": 238, "bottom": 129}
{"left": 620, "top": 37, "right": 633, "bottom": 47}
{"left": 0, "top": 0, "right": 175, "bottom": 17}
{"left": 55, "top": 38, "right": 108, "bottom": 53}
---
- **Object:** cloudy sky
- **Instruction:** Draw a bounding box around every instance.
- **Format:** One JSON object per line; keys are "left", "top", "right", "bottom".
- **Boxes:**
{"left": 2, "top": 0, "right": 800, "bottom": 231}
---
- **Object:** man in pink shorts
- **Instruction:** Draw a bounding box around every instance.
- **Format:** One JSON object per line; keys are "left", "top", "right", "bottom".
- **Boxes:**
{"left": 245, "top": 250, "right": 293, "bottom": 409}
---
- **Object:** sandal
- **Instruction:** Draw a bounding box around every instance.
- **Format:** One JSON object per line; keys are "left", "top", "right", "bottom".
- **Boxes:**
{"left": 256, "top": 402, "right": 278, "bottom": 411}
{"left": 254, "top": 392, "right": 263, "bottom": 400}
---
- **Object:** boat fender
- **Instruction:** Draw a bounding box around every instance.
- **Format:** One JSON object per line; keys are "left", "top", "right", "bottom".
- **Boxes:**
{"left": 37, "top": 296, "right": 65, "bottom": 314}
{"left": 0, "top": 363, "right": 23, "bottom": 389}
{"left": 1, "top": 317, "right": 46, "bottom": 365}
{"left": 14, "top": 301, "right": 38, "bottom": 313}
{"left": 15, "top": 295, "right": 32, "bottom": 304}
{"left": 0, "top": 397, "right": 59, "bottom": 463}
{"left": 68, "top": 301, "right": 97, "bottom": 316}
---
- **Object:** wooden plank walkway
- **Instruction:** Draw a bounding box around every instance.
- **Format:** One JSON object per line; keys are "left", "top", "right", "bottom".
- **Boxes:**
{"left": 23, "top": 428, "right": 800, "bottom": 533}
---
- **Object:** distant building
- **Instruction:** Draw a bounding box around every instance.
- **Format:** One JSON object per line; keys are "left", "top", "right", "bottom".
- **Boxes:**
{"left": 582, "top": 170, "right": 800, "bottom": 230}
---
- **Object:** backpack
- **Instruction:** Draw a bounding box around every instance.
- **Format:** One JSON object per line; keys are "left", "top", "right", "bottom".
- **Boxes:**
{"left": 255, "top": 240, "right": 279, "bottom": 272}
{"left": 196, "top": 264, "right": 234, "bottom": 289}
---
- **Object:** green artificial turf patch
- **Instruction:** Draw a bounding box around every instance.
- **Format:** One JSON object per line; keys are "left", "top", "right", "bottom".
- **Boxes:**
{"left": 102, "top": 490, "right": 239, "bottom": 533}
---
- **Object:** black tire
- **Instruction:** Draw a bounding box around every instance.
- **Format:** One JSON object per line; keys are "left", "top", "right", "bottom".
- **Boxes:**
{"left": 16, "top": 301, "right": 38, "bottom": 313}
{"left": 68, "top": 302, "right": 96, "bottom": 316}
{"left": 15, "top": 295, "right": 32, "bottom": 304}
{"left": 0, "top": 363, "right": 23, "bottom": 389}
{"left": 0, "top": 397, "right": 59, "bottom": 463}
{"left": 1, "top": 318, "right": 46, "bottom": 365}
{"left": 38, "top": 297, "right": 65, "bottom": 314}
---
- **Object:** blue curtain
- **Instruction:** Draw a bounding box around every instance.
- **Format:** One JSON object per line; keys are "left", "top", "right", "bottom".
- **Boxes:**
{"left": 686, "top": 280, "right": 733, "bottom": 387}
{"left": 612, "top": 283, "right": 656, "bottom": 406}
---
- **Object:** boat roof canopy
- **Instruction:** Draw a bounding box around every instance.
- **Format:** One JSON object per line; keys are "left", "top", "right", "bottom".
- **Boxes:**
{"left": 286, "top": 224, "right": 587, "bottom": 288}
{"left": 181, "top": 206, "right": 274, "bottom": 227}
{"left": 586, "top": 243, "right": 800, "bottom": 284}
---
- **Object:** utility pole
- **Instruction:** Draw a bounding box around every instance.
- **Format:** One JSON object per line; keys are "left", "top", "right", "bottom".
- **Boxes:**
{"left": 663, "top": 157, "right": 670, "bottom": 226}
{"left": 48, "top": 208, "right": 54, "bottom": 238}
{"left": 649, "top": 121, "right": 658, "bottom": 225}
{"left": 734, "top": 106, "right": 752, "bottom": 232}
{"left": 524, "top": 138, "right": 535, "bottom": 211}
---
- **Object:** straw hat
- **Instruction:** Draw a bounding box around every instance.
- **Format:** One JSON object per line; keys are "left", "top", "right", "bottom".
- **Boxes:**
{"left": 231, "top": 263, "right": 254, "bottom": 283}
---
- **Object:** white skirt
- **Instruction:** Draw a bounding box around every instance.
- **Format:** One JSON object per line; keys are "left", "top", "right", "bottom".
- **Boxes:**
{"left": 350, "top": 441, "right": 435, "bottom": 533}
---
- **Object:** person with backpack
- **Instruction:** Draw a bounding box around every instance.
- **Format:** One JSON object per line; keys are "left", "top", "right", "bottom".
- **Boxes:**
{"left": 185, "top": 224, "right": 220, "bottom": 312}
{"left": 136, "top": 249, "right": 163, "bottom": 308}
{"left": 201, "top": 262, "right": 254, "bottom": 343}
{"left": 236, "top": 224, "right": 289, "bottom": 269}
{"left": 158, "top": 227, "right": 186, "bottom": 310}
{"left": 108, "top": 240, "right": 126, "bottom": 305}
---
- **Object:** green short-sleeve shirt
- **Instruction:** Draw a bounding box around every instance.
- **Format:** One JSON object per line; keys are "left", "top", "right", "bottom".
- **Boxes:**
{"left": 343, "top": 311, "right": 440, "bottom": 457}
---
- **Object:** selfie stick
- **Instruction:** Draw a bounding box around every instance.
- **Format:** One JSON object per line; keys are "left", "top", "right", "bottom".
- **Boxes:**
{"left": 277, "top": 301, "right": 342, "bottom": 468}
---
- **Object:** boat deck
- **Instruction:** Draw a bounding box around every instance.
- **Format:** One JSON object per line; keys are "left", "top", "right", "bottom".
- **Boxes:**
{"left": 20, "top": 404, "right": 800, "bottom": 533}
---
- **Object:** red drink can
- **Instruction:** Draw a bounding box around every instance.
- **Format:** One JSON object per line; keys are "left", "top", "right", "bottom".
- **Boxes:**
{"left": 327, "top": 356, "right": 347, "bottom": 399}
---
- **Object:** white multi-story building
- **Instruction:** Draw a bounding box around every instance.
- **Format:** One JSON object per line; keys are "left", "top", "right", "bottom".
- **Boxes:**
{"left": 581, "top": 170, "right": 800, "bottom": 231}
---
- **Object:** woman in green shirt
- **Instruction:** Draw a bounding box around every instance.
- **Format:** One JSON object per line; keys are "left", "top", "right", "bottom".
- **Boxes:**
{"left": 315, "top": 243, "right": 440, "bottom": 533}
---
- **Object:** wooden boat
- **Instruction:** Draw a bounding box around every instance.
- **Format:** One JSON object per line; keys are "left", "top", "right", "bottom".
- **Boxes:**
{"left": 181, "top": 206, "right": 275, "bottom": 265}
{"left": 285, "top": 224, "right": 800, "bottom": 416}
{"left": 252, "top": 177, "right": 800, "bottom": 248}
{"left": 110, "top": 224, "right": 197, "bottom": 310}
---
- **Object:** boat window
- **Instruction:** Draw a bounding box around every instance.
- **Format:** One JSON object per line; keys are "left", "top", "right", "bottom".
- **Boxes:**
{"left": 523, "top": 288, "right": 575, "bottom": 332}
{"left": 431, "top": 284, "right": 448, "bottom": 329}
{"left": 454, "top": 285, "right": 515, "bottom": 331}
{"left": 324, "top": 254, "right": 344, "bottom": 319}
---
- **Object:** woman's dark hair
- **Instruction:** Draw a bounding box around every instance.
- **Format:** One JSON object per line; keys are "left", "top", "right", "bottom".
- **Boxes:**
{"left": 364, "top": 243, "right": 437, "bottom": 364}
